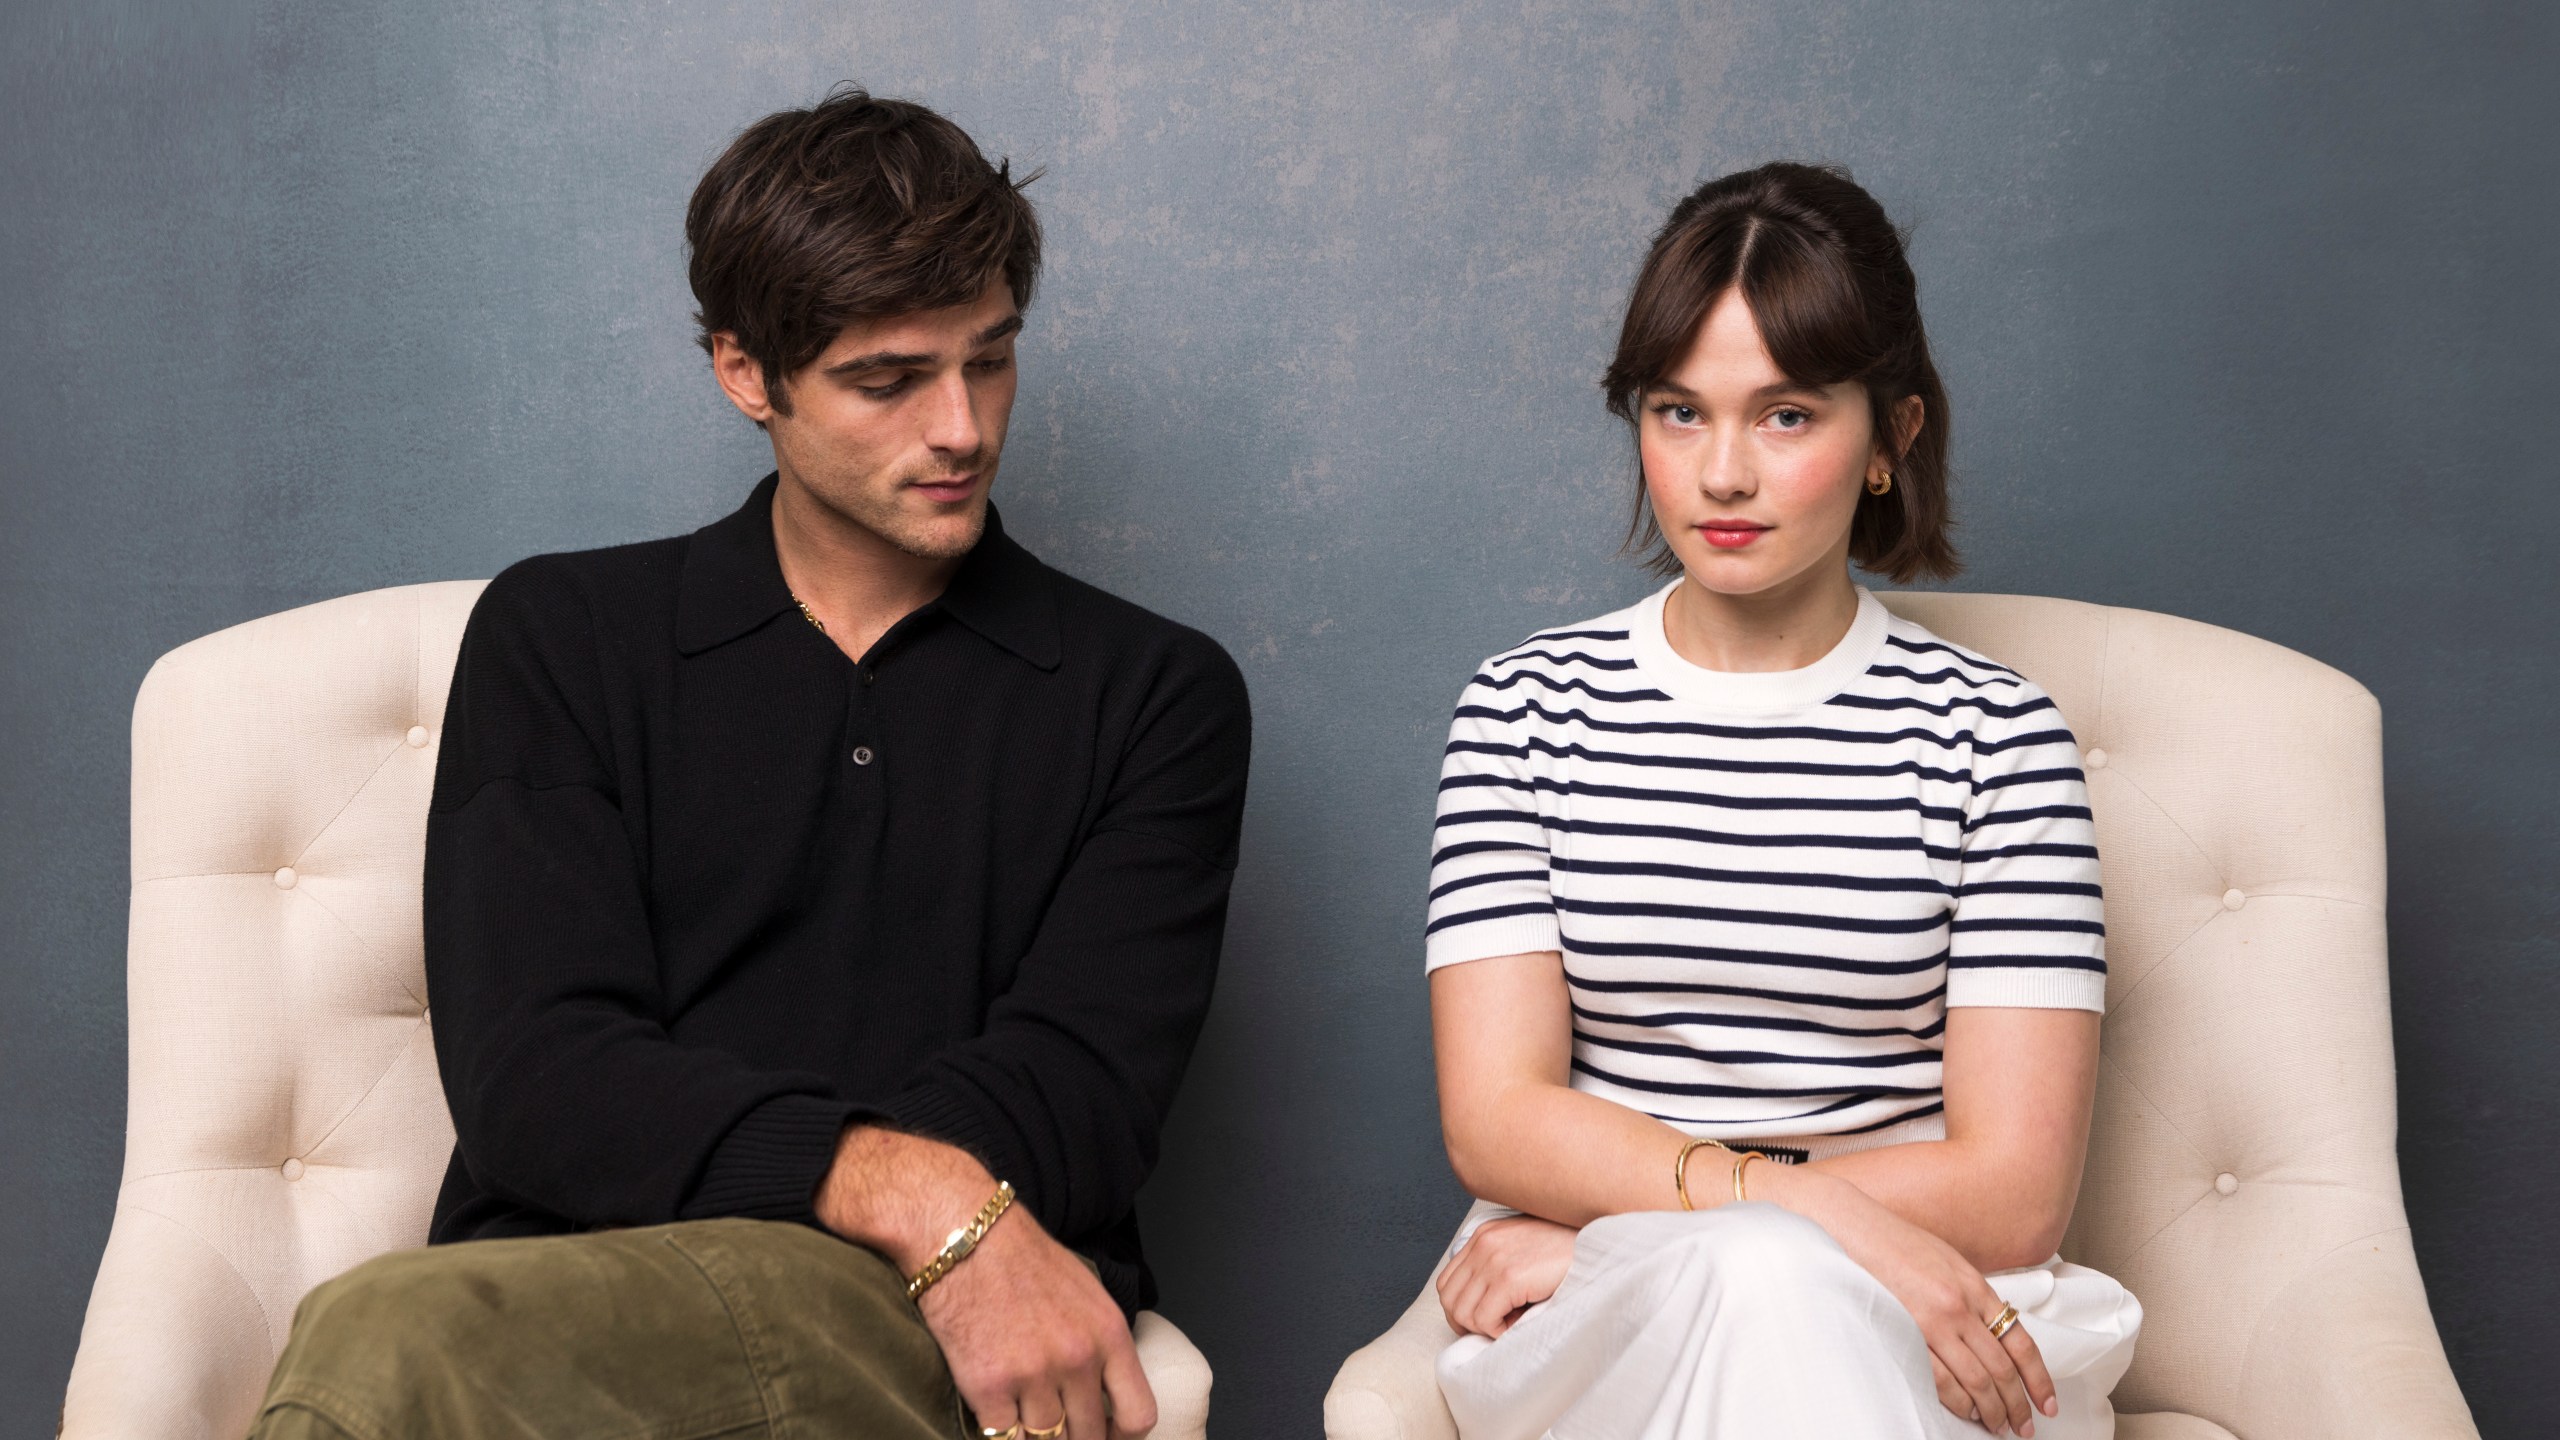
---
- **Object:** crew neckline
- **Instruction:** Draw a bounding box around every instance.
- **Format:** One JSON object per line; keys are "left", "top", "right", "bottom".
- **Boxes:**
{"left": 1627, "top": 580, "right": 1889, "bottom": 715}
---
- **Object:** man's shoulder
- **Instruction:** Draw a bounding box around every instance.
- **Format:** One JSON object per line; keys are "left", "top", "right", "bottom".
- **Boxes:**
{"left": 1040, "top": 564, "right": 1244, "bottom": 693}
{"left": 471, "top": 533, "right": 691, "bottom": 647}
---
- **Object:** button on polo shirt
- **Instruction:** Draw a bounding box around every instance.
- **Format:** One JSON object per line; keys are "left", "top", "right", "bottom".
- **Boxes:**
{"left": 422, "top": 476, "right": 1251, "bottom": 1313}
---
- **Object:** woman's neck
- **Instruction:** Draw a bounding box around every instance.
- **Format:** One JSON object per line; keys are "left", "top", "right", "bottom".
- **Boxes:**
{"left": 1662, "top": 568, "right": 1862, "bottom": 673}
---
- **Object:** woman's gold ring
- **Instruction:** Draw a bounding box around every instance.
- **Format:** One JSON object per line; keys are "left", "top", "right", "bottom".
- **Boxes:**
{"left": 1986, "top": 1302, "right": 2022, "bottom": 1340}
{"left": 1024, "top": 1423, "right": 1068, "bottom": 1440}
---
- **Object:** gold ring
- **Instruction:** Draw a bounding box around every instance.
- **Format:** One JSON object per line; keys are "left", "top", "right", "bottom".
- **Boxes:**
{"left": 1986, "top": 1302, "right": 2022, "bottom": 1340}
{"left": 978, "top": 1428, "right": 1021, "bottom": 1440}
{"left": 1025, "top": 1423, "right": 1068, "bottom": 1440}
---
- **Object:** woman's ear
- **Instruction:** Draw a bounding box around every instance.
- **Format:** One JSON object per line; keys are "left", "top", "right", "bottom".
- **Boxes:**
{"left": 1889, "top": 394, "right": 1926, "bottom": 460}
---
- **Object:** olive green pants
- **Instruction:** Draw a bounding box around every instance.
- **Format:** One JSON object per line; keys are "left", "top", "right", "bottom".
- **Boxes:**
{"left": 249, "top": 1218, "right": 970, "bottom": 1440}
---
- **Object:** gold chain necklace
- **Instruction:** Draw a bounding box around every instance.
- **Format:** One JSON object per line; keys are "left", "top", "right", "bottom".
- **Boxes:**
{"left": 792, "top": 595, "right": 826, "bottom": 634}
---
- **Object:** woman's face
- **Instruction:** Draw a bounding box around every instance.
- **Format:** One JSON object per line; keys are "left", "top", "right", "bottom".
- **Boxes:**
{"left": 1639, "top": 286, "right": 1902, "bottom": 602}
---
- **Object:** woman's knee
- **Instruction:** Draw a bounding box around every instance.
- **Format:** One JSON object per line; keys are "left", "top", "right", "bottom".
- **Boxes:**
{"left": 1663, "top": 1202, "right": 1870, "bottom": 1295}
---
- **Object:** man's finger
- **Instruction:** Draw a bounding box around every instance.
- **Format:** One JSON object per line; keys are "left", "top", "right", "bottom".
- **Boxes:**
{"left": 1101, "top": 1328, "right": 1157, "bottom": 1439}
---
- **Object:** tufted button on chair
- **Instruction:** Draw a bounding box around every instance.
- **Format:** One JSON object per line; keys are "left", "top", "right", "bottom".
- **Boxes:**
{"left": 61, "top": 582, "right": 1214, "bottom": 1440}
{"left": 1323, "top": 593, "right": 2477, "bottom": 1440}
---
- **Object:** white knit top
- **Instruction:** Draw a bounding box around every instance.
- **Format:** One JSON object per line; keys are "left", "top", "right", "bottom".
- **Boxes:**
{"left": 1426, "top": 583, "right": 2105, "bottom": 1155}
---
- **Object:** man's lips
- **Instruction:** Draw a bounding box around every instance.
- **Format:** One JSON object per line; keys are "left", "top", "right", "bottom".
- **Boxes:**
{"left": 909, "top": 473, "right": 980, "bottom": 502}
{"left": 1699, "top": 520, "right": 1770, "bottom": 550}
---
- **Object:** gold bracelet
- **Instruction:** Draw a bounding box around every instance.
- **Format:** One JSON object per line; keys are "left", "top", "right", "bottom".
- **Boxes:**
{"left": 1732, "top": 1151, "right": 1766, "bottom": 1203}
{"left": 905, "top": 1180, "right": 1016, "bottom": 1301}
{"left": 1674, "top": 1138, "right": 1713, "bottom": 1210}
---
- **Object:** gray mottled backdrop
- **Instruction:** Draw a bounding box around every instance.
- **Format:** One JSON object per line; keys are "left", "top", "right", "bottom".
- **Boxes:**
{"left": 5, "top": 1, "right": 2554, "bottom": 1434}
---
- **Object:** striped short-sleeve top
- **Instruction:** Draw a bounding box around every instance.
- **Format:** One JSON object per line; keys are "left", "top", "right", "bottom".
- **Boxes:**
{"left": 1426, "top": 582, "right": 2106, "bottom": 1153}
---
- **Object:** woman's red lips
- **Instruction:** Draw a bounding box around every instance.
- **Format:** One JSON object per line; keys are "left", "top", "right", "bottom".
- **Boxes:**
{"left": 1700, "top": 521, "right": 1769, "bottom": 550}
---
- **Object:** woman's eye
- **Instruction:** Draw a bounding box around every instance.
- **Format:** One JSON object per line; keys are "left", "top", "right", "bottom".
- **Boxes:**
{"left": 1769, "top": 407, "right": 1811, "bottom": 430}
{"left": 1667, "top": 404, "right": 1700, "bottom": 425}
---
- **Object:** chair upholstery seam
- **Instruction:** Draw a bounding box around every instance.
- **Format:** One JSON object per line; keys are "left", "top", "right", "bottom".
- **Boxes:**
{"left": 122, "top": 1199, "right": 283, "bottom": 1355}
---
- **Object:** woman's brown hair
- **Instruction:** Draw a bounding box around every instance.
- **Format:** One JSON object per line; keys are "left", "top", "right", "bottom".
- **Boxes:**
{"left": 1603, "top": 162, "right": 1959, "bottom": 583}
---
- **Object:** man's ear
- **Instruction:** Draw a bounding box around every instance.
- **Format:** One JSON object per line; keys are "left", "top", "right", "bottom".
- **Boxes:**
{"left": 709, "top": 333, "right": 783, "bottom": 425}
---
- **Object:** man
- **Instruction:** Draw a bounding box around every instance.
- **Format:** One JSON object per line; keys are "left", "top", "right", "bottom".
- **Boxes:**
{"left": 249, "top": 89, "right": 1250, "bottom": 1440}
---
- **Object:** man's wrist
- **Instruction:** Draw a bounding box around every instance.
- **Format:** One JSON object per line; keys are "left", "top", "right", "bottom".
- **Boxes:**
{"left": 816, "top": 1123, "right": 1002, "bottom": 1273}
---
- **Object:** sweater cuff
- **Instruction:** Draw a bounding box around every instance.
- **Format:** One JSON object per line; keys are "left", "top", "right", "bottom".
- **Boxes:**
{"left": 881, "top": 1083, "right": 1035, "bottom": 1198}
{"left": 681, "top": 1092, "right": 874, "bottom": 1223}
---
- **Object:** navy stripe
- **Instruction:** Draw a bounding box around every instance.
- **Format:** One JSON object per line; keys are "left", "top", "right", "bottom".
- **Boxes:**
{"left": 1575, "top": 1031, "right": 1945, "bottom": 1068}
{"left": 1457, "top": 700, "right": 1993, "bottom": 752}
{"left": 1442, "top": 810, "right": 1966, "bottom": 860}
{"left": 1885, "top": 633, "right": 2019, "bottom": 676}
{"left": 1959, "top": 841, "right": 2100, "bottom": 862}
{"left": 1864, "top": 663, "right": 2024, "bottom": 689}
{"left": 1566, "top": 973, "right": 1948, "bottom": 1012}
{"left": 1427, "top": 868, "right": 1547, "bottom": 902}
{"left": 1554, "top": 856, "right": 1950, "bottom": 896}
{"left": 1829, "top": 692, "right": 2054, "bottom": 719}
{"left": 1565, "top": 936, "right": 1946, "bottom": 976}
{"left": 1424, "top": 900, "right": 1555, "bottom": 936}
{"left": 1571, "top": 1001, "right": 1947, "bottom": 1041}
{"left": 1442, "top": 770, "right": 1970, "bottom": 823}
{"left": 1470, "top": 670, "right": 1672, "bottom": 704}
{"left": 1962, "top": 803, "right": 2095, "bottom": 833}
{"left": 1445, "top": 728, "right": 1971, "bottom": 783}
{"left": 1979, "top": 766, "right": 2088, "bottom": 791}
{"left": 1558, "top": 896, "right": 1947, "bottom": 936}
{"left": 1526, "top": 627, "right": 1630, "bottom": 643}
{"left": 1948, "top": 915, "right": 2107, "bottom": 935}
{"left": 1571, "top": 1055, "right": 1942, "bottom": 1100}
{"left": 1491, "top": 649, "right": 1640, "bottom": 671}
{"left": 1954, "top": 879, "right": 2105, "bottom": 898}
{"left": 1944, "top": 953, "right": 2106, "bottom": 971}
{"left": 1429, "top": 839, "right": 1545, "bottom": 866}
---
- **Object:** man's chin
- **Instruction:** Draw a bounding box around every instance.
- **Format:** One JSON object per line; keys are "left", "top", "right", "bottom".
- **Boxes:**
{"left": 886, "top": 499, "right": 988, "bottom": 561}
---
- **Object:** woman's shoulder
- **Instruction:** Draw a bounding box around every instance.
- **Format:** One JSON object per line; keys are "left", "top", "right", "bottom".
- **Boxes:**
{"left": 1465, "top": 596, "right": 1653, "bottom": 685}
{"left": 1870, "top": 606, "right": 2041, "bottom": 695}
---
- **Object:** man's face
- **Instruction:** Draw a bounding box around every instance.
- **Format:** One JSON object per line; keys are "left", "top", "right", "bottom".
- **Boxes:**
{"left": 712, "top": 276, "right": 1022, "bottom": 560}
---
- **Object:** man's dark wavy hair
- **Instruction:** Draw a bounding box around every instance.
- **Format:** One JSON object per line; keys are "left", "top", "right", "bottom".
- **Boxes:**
{"left": 686, "top": 86, "right": 1042, "bottom": 412}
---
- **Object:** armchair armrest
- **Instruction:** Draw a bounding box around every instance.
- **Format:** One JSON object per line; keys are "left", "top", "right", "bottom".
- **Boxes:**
{"left": 2232, "top": 1227, "right": 2477, "bottom": 1440}
{"left": 1325, "top": 1278, "right": 1460, "bottom": 1440}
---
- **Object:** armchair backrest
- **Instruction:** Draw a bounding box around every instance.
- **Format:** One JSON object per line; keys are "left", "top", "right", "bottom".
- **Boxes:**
{"left": 1879, "top": 593, "right": 2433, "bottom": 1435}
{"left": 63, "top": 581, "right": 487, "bottom": 1440}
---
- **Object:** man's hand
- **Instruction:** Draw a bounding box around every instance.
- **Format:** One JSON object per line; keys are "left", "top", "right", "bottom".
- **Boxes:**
{"left": 816, "top": 1125, "right": 1157, "bottom": 1440}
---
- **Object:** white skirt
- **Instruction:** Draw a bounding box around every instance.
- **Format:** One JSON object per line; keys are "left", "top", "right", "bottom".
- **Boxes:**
{"left": 1436, "top": 1202, "right": 2142, "bottom": 1440}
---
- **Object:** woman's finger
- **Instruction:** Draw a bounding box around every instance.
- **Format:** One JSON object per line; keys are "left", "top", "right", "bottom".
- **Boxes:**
{"left": 1936, "top": 1334, "right": 2009, "bottom": 1435}
{"left": 1929, "top": 1353, "right": 1976, "bottom": 1423}
{"left": 1958, "top": 1319, "right": 2035, "bottom": 1437}
{"left": 2001, "top": 1319, "right": 2059, "bottom": 1418}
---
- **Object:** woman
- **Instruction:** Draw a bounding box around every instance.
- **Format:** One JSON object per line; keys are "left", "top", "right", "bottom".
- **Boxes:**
{"left": 1424, "top": 163, "right": 2141, "bottom": 1439}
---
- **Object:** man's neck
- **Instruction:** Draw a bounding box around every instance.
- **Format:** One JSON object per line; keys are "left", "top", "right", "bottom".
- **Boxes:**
{"left": 769, "top": 474, "right": 965, "bottom": 663}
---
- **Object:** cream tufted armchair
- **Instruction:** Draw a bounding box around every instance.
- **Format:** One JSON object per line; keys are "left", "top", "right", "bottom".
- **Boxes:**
{"left": 60, "top": 581, "right": 1214, "bottom": 1440}
{"left": 1324, "top": 593, "right": 2478, "bottom": 1440}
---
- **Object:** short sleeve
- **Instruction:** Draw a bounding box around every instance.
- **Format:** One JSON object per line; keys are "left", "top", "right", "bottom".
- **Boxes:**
{"left": 1424, "top": 668, "right": 1562, "bottom": 970}
{"left": 1946, "top": 678, "right": 2109, "bottom": 1011}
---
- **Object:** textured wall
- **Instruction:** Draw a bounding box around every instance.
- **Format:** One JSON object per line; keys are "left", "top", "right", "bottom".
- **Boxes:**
{"left": 4, "top": 1, "right": 2554, "bottom": 1434}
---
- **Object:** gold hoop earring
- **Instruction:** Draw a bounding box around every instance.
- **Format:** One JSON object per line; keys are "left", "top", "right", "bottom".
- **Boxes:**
{"left": 1867, "top": 471, "right": 1893, "bottom": 496}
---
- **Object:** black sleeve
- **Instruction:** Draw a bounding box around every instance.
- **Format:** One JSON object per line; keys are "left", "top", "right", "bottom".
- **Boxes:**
{"left": 878, "top": 631, "right": 1252, "bottom": 1245}
{"left": 424, "top": 562, "right": 872, "bottom": 1230}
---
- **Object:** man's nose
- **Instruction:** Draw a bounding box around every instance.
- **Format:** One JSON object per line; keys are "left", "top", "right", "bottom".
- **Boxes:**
{"left": 921, "top": 371, "right": 983, "bottom": 456}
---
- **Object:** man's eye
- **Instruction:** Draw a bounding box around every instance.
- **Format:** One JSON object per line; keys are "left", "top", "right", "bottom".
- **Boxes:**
{"left": 857, "top": 376, "right": 912, "bottom": 399}
{"left": 970, "top": 354, "right": 1013, "bottom": 373}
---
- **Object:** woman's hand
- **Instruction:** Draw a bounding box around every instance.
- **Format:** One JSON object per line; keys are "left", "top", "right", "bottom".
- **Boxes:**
{"left": 1434, "top": 1215, "right": 1579, "bottom": 1339}
{"left": 1792, "top": 1174, "right": 2058, "bottom": 1437}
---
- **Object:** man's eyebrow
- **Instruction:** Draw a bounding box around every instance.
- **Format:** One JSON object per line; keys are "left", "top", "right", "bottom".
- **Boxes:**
{"left": 820, "top": 315, "right": 1023, "bottom": 376}
{"left": 824, "top": 349, "right": 936, "bottom": 376}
